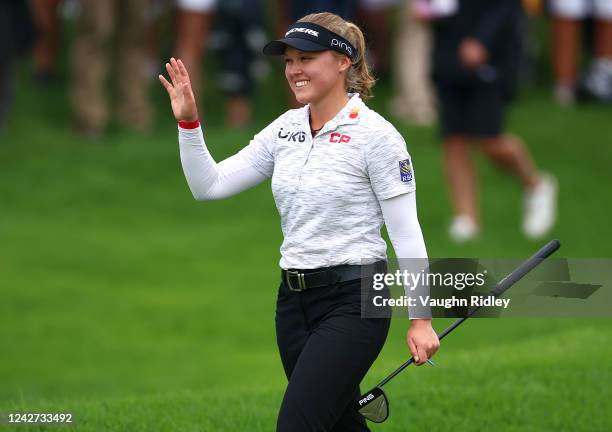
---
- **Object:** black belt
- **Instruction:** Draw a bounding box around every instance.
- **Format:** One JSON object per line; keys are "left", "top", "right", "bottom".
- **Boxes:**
{"left": 281, "top": 261, "right": 387, "bottom": 292}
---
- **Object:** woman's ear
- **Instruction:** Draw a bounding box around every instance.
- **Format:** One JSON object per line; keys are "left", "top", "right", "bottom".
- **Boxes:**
{"left": 338, "top": 55, "right": 352, "bottom": 73}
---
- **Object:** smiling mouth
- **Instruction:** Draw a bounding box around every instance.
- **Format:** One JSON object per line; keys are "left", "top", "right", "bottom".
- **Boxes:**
{"left": 295, "top": 80, "right": 310, "bottom": 88}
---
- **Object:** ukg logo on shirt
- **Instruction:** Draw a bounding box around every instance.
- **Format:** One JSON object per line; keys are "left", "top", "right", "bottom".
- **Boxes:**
{"left": 278, "top": 128, "right": 306, "bottom": 142}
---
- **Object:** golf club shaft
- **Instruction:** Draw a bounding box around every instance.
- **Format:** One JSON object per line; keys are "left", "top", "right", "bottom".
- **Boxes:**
{"left": 376, "top": 239, "right": 561, "bottom": 388}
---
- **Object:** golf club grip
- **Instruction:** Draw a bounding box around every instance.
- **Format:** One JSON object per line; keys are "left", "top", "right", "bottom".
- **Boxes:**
{"left": 438, "top": 239, "right": 560, "bottom": 338}
{"left": 376, "top": 240, "right": 561, "bottom": 388}
{"left": 437, "top": 239, "right": 561, "bottom": 338}
{"left": 489, "top": 239, "right": 560, "bottom": 297}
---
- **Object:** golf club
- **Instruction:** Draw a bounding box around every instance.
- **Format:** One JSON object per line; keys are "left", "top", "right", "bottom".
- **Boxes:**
{"left": 356, "top": 239, "right": 561, "bottom": 423}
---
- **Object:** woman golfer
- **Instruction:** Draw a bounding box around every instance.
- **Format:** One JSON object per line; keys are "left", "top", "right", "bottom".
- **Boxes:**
{"left": 160, "top": 12, "right": 439, "bottom": 432}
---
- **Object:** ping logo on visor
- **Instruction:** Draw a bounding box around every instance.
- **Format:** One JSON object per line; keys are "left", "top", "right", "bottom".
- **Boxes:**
{"left": 331, "top": 38, "right": 352, "bottom": 56}
{"left": 263, "top": 22, "right": 358, "bottom": 61}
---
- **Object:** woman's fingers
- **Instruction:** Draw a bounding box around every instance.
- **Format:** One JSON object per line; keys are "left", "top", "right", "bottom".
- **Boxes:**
{"left": 165, "top": 57, "right": 190, "bottom": 88}
{"left": 429, "top": 340, "right": 440, "bottom": 358}
{"left": 158, "top": 74, "right": 173, "bottom": 93}
{"left": 416, "top": 345, "right": 428, "bottom": 366}
{"left": 407, "top": 322, "right": 440, "bottom": 367}
{"left": 409, "top": 336, "right": 428, "bottom": 366}
{"left": 408, "top": 337, "right": 419, "bottom": 363}
{"left": 177, "top": 59, "right": 190, "bottom": 84}
{"left": 161, "top": 57, "right": 195, "bottom": 120}
{"left": 170, "top": 57, "right": 183, "bottom": 86}
{"left": 166, "top": 61, "right": 178, "bottom": 86}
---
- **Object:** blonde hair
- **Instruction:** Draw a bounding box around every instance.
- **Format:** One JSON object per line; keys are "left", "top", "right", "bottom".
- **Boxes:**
{"left": 297, "top": 12, "right": 375, "bottom": 100}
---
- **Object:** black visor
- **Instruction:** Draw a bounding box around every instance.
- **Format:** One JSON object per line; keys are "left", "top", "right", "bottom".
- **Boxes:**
{"left": 263, "top": 22, "right": 358, "bottom": 61}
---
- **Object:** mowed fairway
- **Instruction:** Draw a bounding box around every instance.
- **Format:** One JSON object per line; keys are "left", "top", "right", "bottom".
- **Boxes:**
{"left": 1, "top": 73, "right": 611, "bottom": 431}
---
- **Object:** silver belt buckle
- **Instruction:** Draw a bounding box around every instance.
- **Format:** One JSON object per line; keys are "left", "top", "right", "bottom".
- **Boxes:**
{"left": 286, "top": 270, "right": 306, "bottom": 291}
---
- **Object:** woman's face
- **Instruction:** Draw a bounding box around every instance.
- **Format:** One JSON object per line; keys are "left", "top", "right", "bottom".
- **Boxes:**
{"left": 284, "top": 47, "right": 350, "bottom": 105}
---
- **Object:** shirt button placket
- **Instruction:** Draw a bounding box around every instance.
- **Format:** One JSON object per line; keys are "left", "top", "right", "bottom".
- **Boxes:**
{"left": 296, "top": 136, "right": 315, "bottom": 183}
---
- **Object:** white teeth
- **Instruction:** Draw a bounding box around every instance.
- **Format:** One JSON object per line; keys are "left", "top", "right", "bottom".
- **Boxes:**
{"left": 295, "top": 80, "right": 310, "bottom": 88}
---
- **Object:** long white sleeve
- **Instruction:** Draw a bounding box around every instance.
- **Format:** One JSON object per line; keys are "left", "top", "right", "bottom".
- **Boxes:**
{"left": 379, "top": 192, "right": 427, "bottom": 260}
{"left": 178, "top": 126, "right": 268, "bottom": 200}
{"left": 380, "top": 192, "right": 431, "bottom": 319}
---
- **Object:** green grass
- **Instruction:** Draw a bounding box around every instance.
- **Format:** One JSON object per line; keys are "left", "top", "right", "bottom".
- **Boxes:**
{"left": 1, "top": 65, "right": 611, "bottom": 431}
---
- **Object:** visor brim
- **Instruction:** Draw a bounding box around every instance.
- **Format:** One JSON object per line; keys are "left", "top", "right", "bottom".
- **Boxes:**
{"left": 263, "top": 38, "right": 328, "bottom": 56}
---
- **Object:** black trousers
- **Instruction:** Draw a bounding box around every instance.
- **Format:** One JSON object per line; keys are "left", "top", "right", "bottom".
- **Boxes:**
{"left": 275, "top": 274, "right": 391, "bottom": 432}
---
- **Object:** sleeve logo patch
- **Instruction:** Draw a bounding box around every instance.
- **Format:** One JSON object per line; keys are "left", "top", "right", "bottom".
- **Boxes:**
{"left": 399, "top": 159, "right": 413, "bottom": 182}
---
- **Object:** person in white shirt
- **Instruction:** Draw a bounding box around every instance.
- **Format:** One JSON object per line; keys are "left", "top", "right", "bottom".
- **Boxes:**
{"left": 159, "top": 11, "right": 439, "bottom": 432}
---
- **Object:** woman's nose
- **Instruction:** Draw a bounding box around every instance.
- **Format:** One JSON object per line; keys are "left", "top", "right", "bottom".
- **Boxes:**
{"left": 287, "top": 63, "right": 301, "bottom": 76}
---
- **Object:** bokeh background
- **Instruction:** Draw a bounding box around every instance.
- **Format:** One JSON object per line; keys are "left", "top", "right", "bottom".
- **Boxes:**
{"left": 1, "top": 0, "right": 611, "bottom": 430}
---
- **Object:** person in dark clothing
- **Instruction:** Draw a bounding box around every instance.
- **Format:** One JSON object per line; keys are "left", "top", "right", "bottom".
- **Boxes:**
{"left": 0, "top": 0, "right": 36, "bottom": 129}
{"left": 288, "top": 0, "right": 357, "bottom": 21}
{"left": 31, "top": 0, "right": 62, "bottom": 85}
{"left": 213, "top": 0, "right": 267, "bottom": 128}
{"left": 431, "top": 0, "right": 558, "bottom": 242}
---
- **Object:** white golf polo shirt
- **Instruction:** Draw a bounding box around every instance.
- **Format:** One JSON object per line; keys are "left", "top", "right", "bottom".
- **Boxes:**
{"left": 237, "top": 94, "right": 416, "bottom": 270}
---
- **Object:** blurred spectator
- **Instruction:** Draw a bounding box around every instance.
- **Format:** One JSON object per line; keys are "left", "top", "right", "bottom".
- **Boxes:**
{"left": 287, "top": 0, "right": 357, "bottom": 21}
{"left": 431, "top": 0, "right": 557, "bottom": 241}
{"left": 515, "top": 0, "right": 544, "bottom": 87}
{"left": 390, "top": 0, "right": 437, "bottom": 125}
{"left": 523, "top": 0, "right": 544, "bottom": 15}
{"left": 174, "top": 0, "right": 217, "bottom": 104}
{"left": 71, "top": 0, "right": 152, "bottom": 137}
{"left": 0, "top": 0, "right": 36, "bottom": 129}
{"left": 550, "top": 0, "right": 612, "bottom": 104}
{"left": 211, "top": 0, "right": 267, "bottom": 128}
{"left": 144, "top": 0, "right": 174, "bottom": 81}
{"left": 357, "top": 0, "right": 399, "bottom": 77}
{"left": 31, "top": 0, "right": 62, "bottom": 86}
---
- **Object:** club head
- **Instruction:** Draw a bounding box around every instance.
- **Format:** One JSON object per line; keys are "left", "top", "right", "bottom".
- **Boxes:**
{"left": 356, "top": 386, "right": 389, "bottom": 423}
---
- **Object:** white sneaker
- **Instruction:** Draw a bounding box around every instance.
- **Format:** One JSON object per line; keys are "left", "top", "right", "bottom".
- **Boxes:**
{"left": 449, "top": 215, "right": 479, "bottom": 242}
{"left": 523, "top": 173, "right": 558, "bottom": 239}
{"left": 554, "top": 84, "right": 575, "bottom": 106}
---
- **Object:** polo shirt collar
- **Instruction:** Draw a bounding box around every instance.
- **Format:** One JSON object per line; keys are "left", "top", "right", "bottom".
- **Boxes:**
{"left": 292, "top": 93, "right": 365, "bottom": 133}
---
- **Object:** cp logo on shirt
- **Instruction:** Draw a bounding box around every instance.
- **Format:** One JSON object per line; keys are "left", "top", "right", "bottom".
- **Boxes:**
{"left": 330, "top": 133, "right": 351, "bottom": 143}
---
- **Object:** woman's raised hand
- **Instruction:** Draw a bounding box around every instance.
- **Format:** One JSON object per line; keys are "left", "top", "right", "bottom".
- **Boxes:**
{"left": 159, "top": 58, "right": 199, "bottom": 122}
